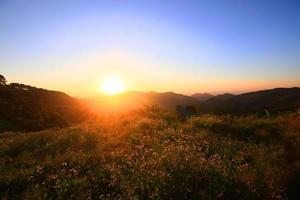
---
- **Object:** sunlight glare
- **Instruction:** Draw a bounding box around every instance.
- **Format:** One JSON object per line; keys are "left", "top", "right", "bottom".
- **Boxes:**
{"left": 101, "top": 76, "right": 125, "bottom": 95}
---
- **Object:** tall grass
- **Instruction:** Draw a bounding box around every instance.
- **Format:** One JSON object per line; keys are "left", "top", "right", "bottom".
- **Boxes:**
{"left": 0, "top": 109, "right": 299, "bottom": 199}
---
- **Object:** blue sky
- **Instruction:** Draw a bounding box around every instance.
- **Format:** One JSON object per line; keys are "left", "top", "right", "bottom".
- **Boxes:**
{"left": 1, "top": 0, "right": 300, "bottom": 96}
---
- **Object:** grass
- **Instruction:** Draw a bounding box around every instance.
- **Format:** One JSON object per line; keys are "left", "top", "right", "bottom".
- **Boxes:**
{"left": 0, "top": 108, "right": 300, "bottom": 199}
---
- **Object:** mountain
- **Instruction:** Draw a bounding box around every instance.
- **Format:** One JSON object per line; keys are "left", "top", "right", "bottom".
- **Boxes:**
{"left": 0, "top": 83, "right": 88, "bottom": 132}
{"left": 191, "top": 93, "right": 214, "bottom": 102}
{"left": 146, "top": 91, "right": 200, "bottom": 109}
{"left": 87, "top": 88, "right": 300, "bottom": 114}
{"left": 200, "top": 88, "right": 300, "bottom": 113}
{"left": 2, "top": 81, "right": 300, "bottom": 132}
{"left": 93, "top": 91, "right": 200, "bottom": 112}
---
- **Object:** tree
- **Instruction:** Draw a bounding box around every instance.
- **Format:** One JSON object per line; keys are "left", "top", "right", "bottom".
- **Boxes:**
{"left": 0, "top": 74, "right": 7, "bottom": 85}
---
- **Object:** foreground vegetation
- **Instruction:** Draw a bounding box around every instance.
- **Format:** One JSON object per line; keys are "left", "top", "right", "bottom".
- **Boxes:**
{"left": 0, "top": 108, "right": 300, "bottom": 199}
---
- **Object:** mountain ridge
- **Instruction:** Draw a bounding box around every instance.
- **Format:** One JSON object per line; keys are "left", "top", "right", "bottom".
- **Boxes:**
{"left": 201, "top": 87, "right": 300, "bottom": 113}
{"left": 1, "top": 82, "right": 300, "bottom": 133}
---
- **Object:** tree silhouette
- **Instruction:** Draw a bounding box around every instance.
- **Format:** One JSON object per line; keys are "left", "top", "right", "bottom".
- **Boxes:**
{"left": 0, "top": 74, "right": 7, "bottom": 85}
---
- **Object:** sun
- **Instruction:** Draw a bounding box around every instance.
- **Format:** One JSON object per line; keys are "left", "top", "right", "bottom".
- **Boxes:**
{"left": 100, "top": 76, "right": 125, "bottom": 95}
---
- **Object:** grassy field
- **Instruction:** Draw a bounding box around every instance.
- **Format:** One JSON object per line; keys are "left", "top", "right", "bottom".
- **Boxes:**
{"left": 1, "top": 108, "right": 300, "bottom": 199}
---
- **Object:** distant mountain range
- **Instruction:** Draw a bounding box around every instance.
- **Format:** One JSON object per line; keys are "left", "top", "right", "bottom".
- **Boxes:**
{"left": 200, "top": 87, "right": 300, "bottom": 113}
{"left": 93, "top": 87, "right": 300, "bottom": 114}
{"left": 191, "top": 93, "right": 214, "bottom": 102}
{"left": 93, "top": 91, "right": 200, "bottom": 112}
{"left": 1, "top": 82, "right": 300, "bottom": 132}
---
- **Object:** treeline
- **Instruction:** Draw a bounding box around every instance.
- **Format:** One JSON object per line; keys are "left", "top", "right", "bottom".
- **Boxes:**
{"left": 0, "top": 77, "right": 89, "bottom": 132}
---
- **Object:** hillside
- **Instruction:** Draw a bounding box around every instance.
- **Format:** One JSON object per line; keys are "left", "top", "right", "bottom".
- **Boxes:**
{"left": 1, "top": 82, "right": 300, "bottom": 199}
{"left": 94, "top": 87, "right": 300, "bottom": 114}
{"left": 1, "top": 110, "right": 299, "bottom": 199}
{"left": 191, "top": 93, "right": 214, "bottom": 102}
{"left": 2, "top": 82, "right": 300, "bottom": 132}
{"left": 0, "top": 83, "right": 88, "bottom": 132}
{"left": 93, "top": 91, "right": 200, "bottom": 113}
{"left": 200, "top": 88, "right": 300, "bottom": 114}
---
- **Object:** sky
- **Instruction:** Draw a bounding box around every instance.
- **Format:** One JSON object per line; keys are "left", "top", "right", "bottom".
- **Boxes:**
{"left": 1, "top": 0, "right": 300, "bottom": 97}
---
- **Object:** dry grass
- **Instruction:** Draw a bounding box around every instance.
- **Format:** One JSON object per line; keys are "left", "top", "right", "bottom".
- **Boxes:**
{"left": 0, "top": 109, "right": 300, "bottom": 199}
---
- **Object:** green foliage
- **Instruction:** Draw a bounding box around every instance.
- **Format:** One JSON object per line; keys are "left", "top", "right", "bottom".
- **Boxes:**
{"left": 0, "top": 111, "right": 300, "bottom": 199}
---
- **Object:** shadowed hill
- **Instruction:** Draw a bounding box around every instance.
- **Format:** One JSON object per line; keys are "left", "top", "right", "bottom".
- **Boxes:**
{"left": 146, "top": 91, "right": 200, "bottom": 109}
{"left": 113, "top": 88, "right": 300, "bottom": 114}
{"left": 2, "top": 82, "right": 300, "bottom": 132}
{"left": 105, "top": 88, "right": 300, "bottom": 114}
{"left": 191, "top": 93, "right": 214, "bottom": 102}
{"left": 0, "top": 83, "right": 88, "bottom": 132}
{"left": 200, "top": 88, "right": 300, "bottom": 113}
{"left": 93, "top": 91, "right": 200, "bottom": 113}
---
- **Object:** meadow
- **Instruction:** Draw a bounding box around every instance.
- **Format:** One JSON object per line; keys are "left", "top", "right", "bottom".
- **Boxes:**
{"left": 0, "top": 107, "right": 299, "bottom": 199}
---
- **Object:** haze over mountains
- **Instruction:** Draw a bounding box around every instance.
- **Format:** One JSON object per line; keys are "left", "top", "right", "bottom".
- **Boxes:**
{"left": 1, "top": 79, "right": 300, "bottom": 132}
{"left": 94, "top": 91, "right": 200, "bottom": 112}
{"left": 94, "top": 87, "right": 300, "bottom": 113}
{"left": 93, "top": 88, "right": 300, "bottom": 113}
{"left": 191, "top": 93, "right": 214, "bottom": 102}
